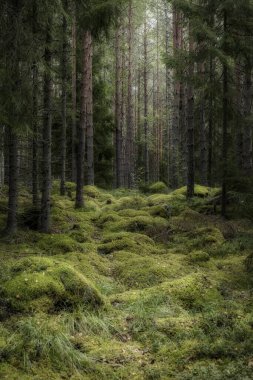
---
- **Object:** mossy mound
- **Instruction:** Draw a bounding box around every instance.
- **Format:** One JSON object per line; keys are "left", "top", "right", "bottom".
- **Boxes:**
{"left": 37, "top": 234, "right": 85, "bottom": 255}
{"left": 147, "top": 193, "right": 174, "bottom": 206}
{"left": 104, "top": 215, "right": 169, "bottom": 241}
{"left": 112, "top": 195, "right": 148, "bottom": 211}
{"left": 148, "top": 182, "right": 169, "bottom": 194}
{"left": 188, "top": 251, "right": 210, "bottom": 263}
{"left": 98, "top": 232, "right": 165, "bottom": 256}
{"left": 172, "top": 184, "right": 220, "bottom": 198}
{"left": 113, "top": 273, "right": 221, "bottom": 310}
{"left": 113, "top": 251, "right": 174, "bottom": 288}
{"left": 170, "top": 208, "right": 207, "bottom": 232}
{"left": 0, "top": 257, "right": 104, "bottom": 313}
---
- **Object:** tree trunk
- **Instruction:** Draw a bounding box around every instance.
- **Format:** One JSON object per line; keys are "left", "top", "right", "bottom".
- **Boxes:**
{"left": 208, "top": 55, "right": 214, "bottom": 187}
{"left": 187, "top": 22, "right": 195, "bottom": 199}
{"left": 126, "top": 0, "right": 135, "bottom": 188}
{"left": 221, "top": 10, "right": 228, "bottom": 217}
{"left": 40, "top": 17, "right": 53, "bottom": 233}
{"left": 0, "top": 126, "right": 4, "bottom": 187}
{"left": 71, "top": 5, "right": 77, "bottom": 183}
{"left": 171, "top": 8, "right": 180, "bottom": 188}
{"left": 32, "top": 1, "right": 39, "bottom": 208}
{"left": 60, "top": 1, "right": 68, "bottom": 196}
{"left": 143, "top": 12, "right": 149, "bottom": 184}
{"left": 86, "top": 30, "right": 94, "bottom": 186}
{"left": 6, "top": 127, "right": 18, "bottom": 235}
{"left": 164, "top": 1, "right": 171, "bottom": 186}
{"left": 115, "top": 26, "right": 123, "bottom": 188}
{"left": 75, "top": 32, "right": 88, "bottom": 208}
{"left": 199, "top": 63, "right": 208, "bottom": 185}
{"left": 243, "top": 61, "right": 252, "bottom": 175}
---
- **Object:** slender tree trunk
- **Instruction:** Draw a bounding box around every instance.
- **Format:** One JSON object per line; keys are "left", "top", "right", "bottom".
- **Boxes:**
{"left": 243, "top": 61, "right": 252, "bottom": 175}
{"left": 136, "top": 65, "right": 141, "bottom": 170}
{"left": 143, "top": 13, "right": 149, "bottom": 184}
{"left": 60, "top": 1, "right": 67, "bottom": 196}
{"left": 32, "top": 1, "right": 39, "bottom": 208}
{"left": 199, "top": 63, "right": 208, "bottom": 185}
{"left": 156, "top": 1, "right": 160, "bottom": 182}
{"left": 164, "top": 1, "right": 171, "bottom": 186}
{"left": 86, "top": 30, "right": 94, "bottom": 186}
{"left": 115, "top": 26, "right": 123, "bottom": 187}
{"left": 40, "top": 17, "right": 53, "bottom": 233}
{"left": 120, "top": 33, "right": 127, "bottom": 187}
{"left": 171, "top": 8, "right": 180, "bottom": 188}
{"left": 222, "top": 10, "right": 228, "bottom": 217}
{"left": 126, "top": 0, "right": 135, "bottom": 188}
{"left": 75, "top": 32, "right": 88, "bottom": 208}
{"left": 71, "top": 5, "right": 77, "bottom": 182}
{"left": 6, "top": 127, "right": 18, "bottom": 235}
{"left": 235, "top": 60, "right": 243, "bottom": 171}
{"left": 187, "top": 22, "right": 195, "bottom": 198}
{"left": 0, "top": 126, "right": 4, "bottom": 187}
{"left": 208, "top": 55, "right": 214, "bottom": 186}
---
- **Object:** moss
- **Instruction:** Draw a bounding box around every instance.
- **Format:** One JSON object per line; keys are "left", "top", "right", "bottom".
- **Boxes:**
{"left": 188, "top": 251, "right": 210, "bottom": 263}
{"left": 95, "top": 211, "right": 121, "bottom": 227}
{"left": 112, "top": 195, "right": 148, "bottom": 211}
{"left": 113, "top": 273, "right": 221, "bottom": 310}
{"left": 98, "top": 230, "right": 165, "bottom": 256}
{"left": 84, "top": 185, "right": 115, "bottom": 204}
{"left": 0, "top": 257, "right": 104, "bottom": 313}
{"left": 148, "top": 193, "right": 174, "bottom": 206}
{"left": 104, "top": 215, "right": 169, "bottom": 241}
{"left": 172, "top": 185, "right": 220, "bottom": 198}
{"left": 117, "top": 209, "right": 150, "bottom": 218}
{"left": 112, "top": 251, "right": 173, "bottom": 288}
{"left": 38, "top": 234, "right": 84, "bottom": 255}
{"left": 156, "top": 315, "right": 198, "bottom": 339}
{"left": 148, "top": 182, "right": 169, "bottom": 194}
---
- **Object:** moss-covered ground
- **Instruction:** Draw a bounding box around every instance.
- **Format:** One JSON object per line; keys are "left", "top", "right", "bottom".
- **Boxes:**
{"left": 0, "top": 182, "right": 253, "bottom": 379}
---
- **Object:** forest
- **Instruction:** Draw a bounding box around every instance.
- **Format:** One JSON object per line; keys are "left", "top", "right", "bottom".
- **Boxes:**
{"left": 0, "top": 0, "right": 253, "bottom": 379}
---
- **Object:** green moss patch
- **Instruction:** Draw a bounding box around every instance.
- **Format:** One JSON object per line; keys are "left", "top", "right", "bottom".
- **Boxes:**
{"left": 0, "top": 257, "right": 104, "bottom": 313}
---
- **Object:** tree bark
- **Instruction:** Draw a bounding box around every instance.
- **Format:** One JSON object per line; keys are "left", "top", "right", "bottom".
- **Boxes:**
{"left": 126, "top": 0, "right": 135, "bottom": 188}
{"left": 187, "top": 22, "right": 195, "bottom": 199}
{"left": 115, "top": 26, "right": 123, "bottom": 187}
{"left": 71, "top": 4, "right": 77, "bottom": 183}
{"left": 208, "top": 55, "right": 214, "bottom": 187}
{"left": 0, "top": 126, "right": 4, "bottom": 187}
{"left": 199, "top": 63, "right": 208, "bottom": 185}
{"left": 32, "top": 0, "right": 39, "bottom": 208}
{"left": 60, "top": 1, "right": 68, "bottom": 196}
{"left": 6, "top": 127, "right": 18, "bottom": 235}
{"left": 143, "top": 12, "right": 149, "bottom": 184}
{"left": 86, "top": 30, "right": 94, "bottom": 186}
{"left": 40, "top": 17, "right": 53, "bottom": 232}
{"left": 171, "top": 8, "right": 180, "bottom": 188}
{"left": 75, "top": 32, "right": 87, "bottom": 208}
{"left": 221, "top": 10, "right": 228, "bottom": 217}
{"left": 243, "top": 61, "right": 252, "bottom": 175}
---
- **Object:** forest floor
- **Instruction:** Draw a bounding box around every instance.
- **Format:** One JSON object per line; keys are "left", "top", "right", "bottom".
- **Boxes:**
{"left": 0, "top": 182, "right": 253, "bottom": 379}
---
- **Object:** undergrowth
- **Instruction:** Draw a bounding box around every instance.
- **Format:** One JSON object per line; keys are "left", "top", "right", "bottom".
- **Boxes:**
{"left": 0, "top": 182, "right": 253, "bottom": 379}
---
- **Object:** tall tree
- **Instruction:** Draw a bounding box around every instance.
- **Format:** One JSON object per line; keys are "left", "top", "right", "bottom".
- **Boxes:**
{"left": 60, "top": 0, "right": 68, "bottom": 196}
{"left": 40, "top": 15, "right": 53, "bottom": 232}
